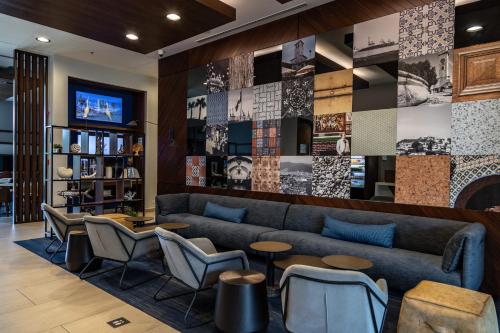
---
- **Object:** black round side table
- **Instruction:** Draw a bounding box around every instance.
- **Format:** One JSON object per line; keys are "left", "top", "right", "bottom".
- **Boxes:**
{"left": 215, "top": 270, "right": 269, "bottom": 333}
{"left": 65, "top": 231, "right": 102, "bottom": 272}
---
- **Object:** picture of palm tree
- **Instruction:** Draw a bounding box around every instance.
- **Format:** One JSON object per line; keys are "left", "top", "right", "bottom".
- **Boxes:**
{"left": 195, "top": 96, "right": 207, "bottom": 120}
{"left": 187, "top": 95, "right": 207, "bottom": 120}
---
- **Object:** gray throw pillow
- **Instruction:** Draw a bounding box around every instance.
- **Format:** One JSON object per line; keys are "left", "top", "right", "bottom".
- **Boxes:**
{"left": 442, "top": 229, "right": 467, "bottom": 273}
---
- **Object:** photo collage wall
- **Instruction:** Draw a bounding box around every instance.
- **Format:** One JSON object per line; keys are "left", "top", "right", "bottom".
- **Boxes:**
{"left": 186, "top": 0, "right": 500, "bottom": 211}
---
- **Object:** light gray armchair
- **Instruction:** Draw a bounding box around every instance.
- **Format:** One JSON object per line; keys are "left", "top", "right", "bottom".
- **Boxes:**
{"left": 79, "top": 216, "right": 162, "bottom": 289}
{"left": 41, "top": 203, "right": 88, "bottom": 263}
{"left": 154, "top": 227, "right": 249, "bottom": 324}
{"left": 280, "top": 265, "right": 388, "bottom": 333}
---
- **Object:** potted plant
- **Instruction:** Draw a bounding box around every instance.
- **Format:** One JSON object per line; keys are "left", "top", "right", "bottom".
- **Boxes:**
{"left": 53, "top": 144, "right": 62, "bottom": 154}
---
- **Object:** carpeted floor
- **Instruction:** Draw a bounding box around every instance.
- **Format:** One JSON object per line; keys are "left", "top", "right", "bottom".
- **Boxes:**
{"left": 14, "top": 237, "right": 499, "bottom": 333}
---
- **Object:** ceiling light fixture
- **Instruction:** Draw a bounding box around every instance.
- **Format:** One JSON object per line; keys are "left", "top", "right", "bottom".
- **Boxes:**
{"left": 466, "top": 25, "right": 483, "bottom": 33}
{"left": 166, "top": 13, "right": 181, "bottom": 21}
{"left": 36, "top": 36, "right": 50, "bottom": 43}
{"left": 126, "top": 33, "right": 139, "bottom": 40}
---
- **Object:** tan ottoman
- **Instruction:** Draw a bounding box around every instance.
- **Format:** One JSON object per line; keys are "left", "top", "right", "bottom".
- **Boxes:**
{"left": 398, "top": 281, "right": 499, "bottom": 333}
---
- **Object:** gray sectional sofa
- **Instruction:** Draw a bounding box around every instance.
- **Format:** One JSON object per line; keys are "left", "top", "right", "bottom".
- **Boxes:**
{"left": 156, "top": 193, "right": 486, "bottom": 291}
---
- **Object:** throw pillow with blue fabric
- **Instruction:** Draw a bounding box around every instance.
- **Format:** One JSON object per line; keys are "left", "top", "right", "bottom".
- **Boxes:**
{"left": 321, "top": 215, "right": 396, "bottom": 248}
{"left": 203, "top": 201, "right": 247, "bottom": 223}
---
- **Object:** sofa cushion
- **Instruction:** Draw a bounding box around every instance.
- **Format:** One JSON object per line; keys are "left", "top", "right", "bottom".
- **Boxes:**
{"left": 322, "top": 215, "right": 396, "bottom": 248}
{"left": 258, "top": 230, "right": 461, "bottom": 291}
{"left": 157, "top": 213, "right": 276, "bottom": 251}
{"left": 203, "top": 201, "right": 247, "bottom": 223}
{"left": 283, "top": 205, "right": 467, "bottom": 256}
{"left": 156, "top": 193, "right": 189, "bottom": 216}
{"left": 188, "top": 193, "right": 289, "bottom": 230}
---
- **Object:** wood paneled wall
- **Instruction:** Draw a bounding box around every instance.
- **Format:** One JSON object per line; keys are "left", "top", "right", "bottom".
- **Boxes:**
{"left": 14, "top": 50, "right": 48, "bottom": 223}
{"left": 158, "top": 0, "right": 500, "bottom": 295}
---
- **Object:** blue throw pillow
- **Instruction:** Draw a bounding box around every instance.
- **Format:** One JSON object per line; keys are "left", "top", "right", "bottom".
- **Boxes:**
{"left": 321, "top": 215, "right": 396, "bottom": 248}
{"left": 203, "top": 202, "right": 247, "bottom": 224}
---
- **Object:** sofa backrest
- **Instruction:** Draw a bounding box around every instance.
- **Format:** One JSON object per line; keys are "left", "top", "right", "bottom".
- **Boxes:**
{"left": 284, "top": 205, "right": 468, "bottom": 256}
{"left": 188, "top": 193, "right": 290, "bottom": 230}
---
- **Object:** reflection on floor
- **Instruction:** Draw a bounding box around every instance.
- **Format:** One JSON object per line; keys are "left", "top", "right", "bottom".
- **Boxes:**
{"left": 0, "top": 222, "right": 177, "bottom": 333}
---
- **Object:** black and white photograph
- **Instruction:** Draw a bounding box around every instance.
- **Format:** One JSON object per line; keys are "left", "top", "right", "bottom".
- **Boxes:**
{"left": 280, "top": 156, "right": 313, "bottom": 195}
{"left": 187, "top": 95, "right": 207, "bottom": 120}
{"left": 228, "top": 88, "right": 253, "bottom": 122}
{"left": 353, "top": 13, "right": 399, "bottom": 68}
{"left": 227, "top": 156, "right": 252, "bottom": 191}
{"left": 206, "top": 59, "right": 229, "bottom": 94}
{"left": 397, "top": 104, "right": 452, "bottom": 155}
{"left": 398, "top": 51, "right": 453, "bottom": 107}
{"left": 206, "top": 124, "right": 228, "bottom": 156}
{"left": 282, "top": 35, "right": 315, "bottom": 79}
{"left": 206, "top": 156, "right": 227, "bottom": 188}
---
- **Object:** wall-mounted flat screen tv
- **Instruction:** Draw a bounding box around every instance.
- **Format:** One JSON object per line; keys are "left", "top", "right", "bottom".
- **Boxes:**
{"left": 76, "top": 91, "right": 123, "bottom": 124}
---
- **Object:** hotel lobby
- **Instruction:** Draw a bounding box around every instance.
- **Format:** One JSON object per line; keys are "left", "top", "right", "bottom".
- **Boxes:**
{"left": 0, "top": 0, "right": 499, "bottom": 332}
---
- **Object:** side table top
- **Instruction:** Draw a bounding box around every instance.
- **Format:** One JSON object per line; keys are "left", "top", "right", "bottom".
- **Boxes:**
{"left": 274, "top": 255, "right": 330, "bottom": 270}
{"left": 219, "top": 269, "right": 266, "bottom": 286}
{"left": 322, "top": 255, "right": 373, "bottom": 271}
{"left": 250, "top": 241, "right": 292, "bottom": 253}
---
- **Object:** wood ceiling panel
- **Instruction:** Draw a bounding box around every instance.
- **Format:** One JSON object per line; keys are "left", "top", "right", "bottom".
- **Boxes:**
{"left": 0, "top": 0, "right": 235, "bottom": 54}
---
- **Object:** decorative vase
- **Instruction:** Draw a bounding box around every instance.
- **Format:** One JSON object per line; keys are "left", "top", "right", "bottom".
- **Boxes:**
{"left": 105, "top": 166, "right": 113, "bottom": 179}
{"left": 70, "top": 144, "right": 81, "bottom": 153}
{"left": 57, "top": 167, "right": 73, "bottom": 179}
{"left": 132, "top": 143, "right": 143, "bottom": 156}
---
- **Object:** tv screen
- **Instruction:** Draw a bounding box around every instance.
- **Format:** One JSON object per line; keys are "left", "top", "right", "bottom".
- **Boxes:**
{"left": 75, "top": 91, "right": 123, "bottom": 124}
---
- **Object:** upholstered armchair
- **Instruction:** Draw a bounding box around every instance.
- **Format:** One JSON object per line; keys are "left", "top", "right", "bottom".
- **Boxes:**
{"left": 280, "top": 265, "right": 389, "bottom": 333}
{"left": 80, "top": 216, "right": 162, "bottom": 289}
{"left": 41, "top": 203, "right": 87, "bottom": 262}
{"left": 154, "top": 227, "right": 249, "bottom": 324}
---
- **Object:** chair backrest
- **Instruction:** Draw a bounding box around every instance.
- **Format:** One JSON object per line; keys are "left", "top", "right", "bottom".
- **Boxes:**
{"left": 155, "top": 227, "right": 209, "bottom": 289}
{"left": 84, "top": 216, "right": 136, "bottom": 262}
{"left": 41, "top": 203, "right": 72, "bottom": 241}
{"left": 280, "top": 265, "right": 388, "bottom": 333}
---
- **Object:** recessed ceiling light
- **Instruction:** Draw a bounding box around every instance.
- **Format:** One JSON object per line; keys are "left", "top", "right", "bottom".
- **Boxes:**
{"left": 126, "top": 33, "right": 139, "bottom": 40}
{"left": 166, "top": 13, "right": 181, "bottom": 21}
{"left": 36, "top": 36, "right": 50, "bottom": 43}
{"left": 466, "top": 25, "right": 483, "bottom": 33}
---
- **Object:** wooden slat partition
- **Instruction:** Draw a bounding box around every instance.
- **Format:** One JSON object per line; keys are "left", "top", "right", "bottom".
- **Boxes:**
{"left": 14, "top": 50, "right": 48, "bottom": 223}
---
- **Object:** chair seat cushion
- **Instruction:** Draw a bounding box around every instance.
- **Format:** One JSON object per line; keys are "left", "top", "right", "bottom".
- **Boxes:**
{"left": 258, "top": 230, "right": 461, "bottom": 291}
{"left": 158, "top": 213, "right": 277, "bottom": 251}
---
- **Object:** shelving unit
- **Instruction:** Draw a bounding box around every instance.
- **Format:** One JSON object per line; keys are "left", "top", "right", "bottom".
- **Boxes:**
{"left": 45, "top": 125, "right": 145, "bottom": 227}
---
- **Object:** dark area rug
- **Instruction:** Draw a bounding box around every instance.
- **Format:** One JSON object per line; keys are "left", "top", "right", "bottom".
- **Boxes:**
{"left": 14, "top": 237, "right": 499, "bottom": 333}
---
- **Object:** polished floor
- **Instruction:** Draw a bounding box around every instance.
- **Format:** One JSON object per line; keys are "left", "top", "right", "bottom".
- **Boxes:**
{"left": 0, "top": 221, "right": 178, "bottom": 333}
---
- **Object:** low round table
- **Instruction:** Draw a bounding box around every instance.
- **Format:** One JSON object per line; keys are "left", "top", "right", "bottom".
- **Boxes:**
{"left": 250, "top": 241, "right": 292, "bottom": 296}
{"left": 124, "top": 216, "right": 154, "bottom": 228}
{"left": 65, "top": 231, "right": 102, "bottom": 272}
{"left": 215, "top": 270, "right": 269, "bottom": 333}
{"left": 274, "top": 255, "right": 330, "bottom": 270}
{"left": 321, "top": 255, "right": 373, "bottom": 271}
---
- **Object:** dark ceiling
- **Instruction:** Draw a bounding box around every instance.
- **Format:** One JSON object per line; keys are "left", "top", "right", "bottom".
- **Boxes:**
{"left": 0, "top": 0, "right": 236, "bottom": 54}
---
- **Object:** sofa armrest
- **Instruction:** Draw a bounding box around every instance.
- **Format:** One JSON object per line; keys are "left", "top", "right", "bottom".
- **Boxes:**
{"left": 461, "top": 223, "right": 486, "bottom": 290}
{"left": 155, "top": 193, "right": 189, "bottom": 218}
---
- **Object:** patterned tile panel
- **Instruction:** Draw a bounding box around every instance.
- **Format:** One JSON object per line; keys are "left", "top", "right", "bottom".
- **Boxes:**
{"left": 451, "top": 99, "right": 500, "bottom": 155}
{"left": 312, "top": 156, "right": 351, "bottom": 198}
{"left": 252, "top": 119, "right": 281, "bottom": 156}
{"left": 395, "top": 155, "right": 451, "bottom": 207}
{"left": 186, "top": 156, "right": 206, "bottom": 187}
{"left": 351, "top": 109, "right": 397, "bottom": 156}
{"left": 253, "top": 82, "right": 282, "bottom": 121}
{"left": 282, "top": 76, "right": 314, "bottom": 119}
{"left": 229, "top": 53, "right": 254, "bottom": 90}
{"left": 206, "top": 91, "right": 228, "bottom": 125}
{"left": 252, "top": 156, "right": 281, "bottom": 193}
{"left": 399, "top": 0, "right": 455, "bottom": 59}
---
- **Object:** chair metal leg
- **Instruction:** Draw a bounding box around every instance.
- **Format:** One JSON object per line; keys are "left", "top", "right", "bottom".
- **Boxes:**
{"left": 184, "top": 291, "right": 198, "bottom": 324}
{"left": 45, "top": 238, "right": 64, "bottom": 254}
{"left": 49, "top": 241, "right": 65, "bottom": 264}
{"left": 119, "top": 263, "right": 128, "bottom": 289}
{"left": 79, "top": 257, "right": 123, "bottom": 280}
